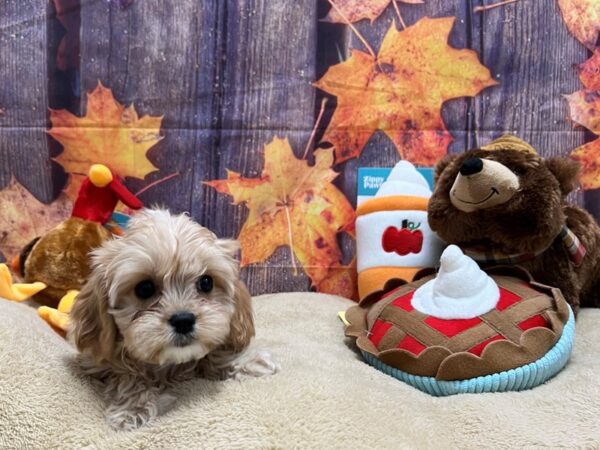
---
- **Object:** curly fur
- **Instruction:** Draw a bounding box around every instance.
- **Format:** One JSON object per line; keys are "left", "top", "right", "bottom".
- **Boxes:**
{"left": 68, "top": 208, "right": 279, "bottom": 430}
{"left": 429, "top": 149, "right": 600, "bottom": 314}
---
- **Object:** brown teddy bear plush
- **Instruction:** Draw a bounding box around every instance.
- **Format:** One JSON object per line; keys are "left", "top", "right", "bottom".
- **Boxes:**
{"left": 428, "top": 135, "right": 600, "bottom": 314}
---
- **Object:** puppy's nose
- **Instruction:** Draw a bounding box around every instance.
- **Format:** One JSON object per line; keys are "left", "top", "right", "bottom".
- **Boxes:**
{"left": 169, "top": 312, "right": 196, "bottom": 335}
{"left": 459, "top": 157, "right": 484, "bottom": 176}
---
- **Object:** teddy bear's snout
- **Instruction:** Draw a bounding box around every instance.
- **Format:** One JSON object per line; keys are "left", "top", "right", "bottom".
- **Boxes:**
{"left": 450, "top": 158, "right": 520, "bottom": 213}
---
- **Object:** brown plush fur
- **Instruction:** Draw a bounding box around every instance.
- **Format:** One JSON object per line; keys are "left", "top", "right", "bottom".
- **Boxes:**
{"left": 429, "top": 148, "right": 600, "bottom": 314}
{"left": 22, "top": 217, "right": 110, "bottom": 307}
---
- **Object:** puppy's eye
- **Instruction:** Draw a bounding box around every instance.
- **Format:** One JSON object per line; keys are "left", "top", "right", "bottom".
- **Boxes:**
{"left": 134, "top": 280, "right": 156, "bottom": 300}
{"left": 196, "top": 275, "right": 213, "bottom": 294}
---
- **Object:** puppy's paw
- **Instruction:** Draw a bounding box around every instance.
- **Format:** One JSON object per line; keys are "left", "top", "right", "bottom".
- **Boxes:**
{"left": 107, "top": 409, "right": 153, "bottom": 431}
{"left": 200, "top": 347, "right": 280, "bottom": 380}
{"left": 156, "top": 392, "right": 177, "bottom": 415}
{"left": 106, "top": 400, "right": 160, "bottom": 431}
{"left": 237, "top": 349, "right": 280, "bottom": 378}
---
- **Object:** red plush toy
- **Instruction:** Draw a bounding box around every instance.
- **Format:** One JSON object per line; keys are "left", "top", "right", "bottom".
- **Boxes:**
{"left": 71, "top": 164, "right": 143, "bottom": 224}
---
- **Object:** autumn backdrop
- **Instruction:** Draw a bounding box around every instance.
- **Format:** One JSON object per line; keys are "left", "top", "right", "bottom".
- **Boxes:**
{"left": 0, "top": 0, "right": 598, "bottom": 298}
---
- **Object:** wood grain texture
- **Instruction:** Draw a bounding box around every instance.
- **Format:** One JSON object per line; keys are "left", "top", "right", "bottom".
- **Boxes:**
{"left": 2, "top": 0, "right": 598, "bottom": 292}
{"left": 79, "top": 0, "right": 225, "bottom": 215}
{"left": 472, "top": 0, "right": 586, "bottom": 147}
{"left": 196, "top": 0, "right": 318, "bottom": 294}
{"left": 79, "top": 0, "right": 318, "bottom": 294}
{"left": 471, "top": 0, "right": 587, "bottom": 210}
{"left": 0, "top": 0, "right": 54, "bottom": 203}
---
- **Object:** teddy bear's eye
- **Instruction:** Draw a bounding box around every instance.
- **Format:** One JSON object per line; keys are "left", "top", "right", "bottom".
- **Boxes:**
{"left": 196, "top": 275, "right": 213, "bottom": 294}
{"left": 512, "top": 166, "right": 527, "bottom": 176}
{"left": 134, "top": 280, "right": 156, "bottom": 300}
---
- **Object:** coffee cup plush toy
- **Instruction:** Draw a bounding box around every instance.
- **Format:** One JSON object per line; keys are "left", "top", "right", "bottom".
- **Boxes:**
{"left": 355, "top": 161, "right": 446, "bottom": 301}
{"left": 428, "top": 135, "right": 600, "bottom": 314}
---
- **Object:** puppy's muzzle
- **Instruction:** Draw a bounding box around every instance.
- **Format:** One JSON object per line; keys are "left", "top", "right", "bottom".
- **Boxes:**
{"left": 169, "top": 312, "right": 196, "bottom": 335}
{"left": 450, "top": 157, "right": 520, "bottom": 213}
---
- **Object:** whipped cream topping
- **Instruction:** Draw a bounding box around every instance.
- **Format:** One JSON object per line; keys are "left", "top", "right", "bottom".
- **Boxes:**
{"left": 411, "top": 245, "right": 500, "bottom": 319}
{"left": 375, "top": 161, "right": 432, "bottom": 198}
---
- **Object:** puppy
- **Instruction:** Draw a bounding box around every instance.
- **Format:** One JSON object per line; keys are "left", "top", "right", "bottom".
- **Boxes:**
{"left": 69, "top": 208, "right": 278, "bottom": 430}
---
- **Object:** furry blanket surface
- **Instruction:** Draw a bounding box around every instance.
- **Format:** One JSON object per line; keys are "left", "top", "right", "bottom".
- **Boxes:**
{"left": 1, "top": 293, "right": 599, "bottom": 449}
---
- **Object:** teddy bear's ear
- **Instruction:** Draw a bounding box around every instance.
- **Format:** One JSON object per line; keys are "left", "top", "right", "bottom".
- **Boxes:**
{"left": 433, "top": 153, "right": 459, "bottom": 182}
{"left": 545, "top": 157, "right": 581, "bottom": 196}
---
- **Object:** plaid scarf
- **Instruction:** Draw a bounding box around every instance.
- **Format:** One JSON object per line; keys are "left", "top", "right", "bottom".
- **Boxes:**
{"left": 462, "top": 225, "right": 586, "bottom": 266}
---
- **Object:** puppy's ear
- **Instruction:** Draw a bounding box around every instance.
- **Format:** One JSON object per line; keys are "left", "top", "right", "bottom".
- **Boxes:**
{"left": 68, "top": 266, "right": 118, "bottom": 364}
{"left": 216, "top": 239, "right": 240, "bottom": 259}
{"left": 434, "top": 153, "right": 459, "bottom": 182}
{"left": 546, "top": 157, "right": 581, "bottom": 196}
{"left": 226, "top": 280, "right": 255, "bottom": 353}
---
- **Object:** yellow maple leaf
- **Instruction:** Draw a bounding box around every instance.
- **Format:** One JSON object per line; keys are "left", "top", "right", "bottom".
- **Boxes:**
{"left": 0, "top": 178, "right": 72, "bottom": 260}
{"left": 558, "top": 0, "right": 600, "bottom": 51}
{"left": 206, "top": 137, "right": 355, "bottom": 289}
{"left": 48, "top": 82, "right": 162, "bottom": 200}
{"left": 314, "top": 17, "right": 497, "bottom": 165}
{"left": 323, "top": 0, "right": 423, "bottom": 24}
{"left": 565, "top": 90, "right": 600, "bottom": 134}
{"left": 571, "top": 138, "right": 600, "bottom": 189}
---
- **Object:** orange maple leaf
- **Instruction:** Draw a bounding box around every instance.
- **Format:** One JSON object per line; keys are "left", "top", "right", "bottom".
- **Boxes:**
{"left": 571, "top": 139, "right": 600, "bottom": 189}
{"left": 323, "top": 0, "right": 423, "bottom": 24}
{"left": 206, "top": 137, "right": 355, "bottom": 290}
{"left": 314, "top": 17, "right": 497, "bottom": 165}
{"left": 0, "top": 178, "right": 72, "bottom": 260}
{"left": 565, "top": 90, "right": 600, "bottom": 134}
{"left": 566, "top": 67, "right": 600, "bottom": 189}
{"left": 575, "top": 51, "right": 600, "bottom": 90}
{"left": 48, "top": 82, "right": 162, "bottom": 200}
{"left": 558, "top": 0, "right": 600, "bottom": 50}
{"left": 314, "top": 259, "right": 358, "bottom": 300}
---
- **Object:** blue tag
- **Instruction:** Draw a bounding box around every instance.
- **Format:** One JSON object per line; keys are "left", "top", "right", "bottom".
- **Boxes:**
{"left": 357, "top": 166, "right": 435, "bottom": 199}
{"left": 111, "top": 212, "right": 131, "bottom": 229}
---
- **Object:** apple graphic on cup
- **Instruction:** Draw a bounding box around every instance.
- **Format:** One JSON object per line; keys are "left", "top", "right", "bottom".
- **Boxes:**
{"left": 382, "top": 219, "right": 424, "bottom": 256}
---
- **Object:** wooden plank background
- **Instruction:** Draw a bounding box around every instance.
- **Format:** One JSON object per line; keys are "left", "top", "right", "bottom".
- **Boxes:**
{"left": 207, "top": 1, "right": 317, "bottom": 294}
{"left": 0, "top": 0, "right": 596, "bottom": 295}
{"left": 471, "top": 0, "right": 587, "bottom": 206}
{"left": 0, "top": 0, "right": 54, "bottom": 202}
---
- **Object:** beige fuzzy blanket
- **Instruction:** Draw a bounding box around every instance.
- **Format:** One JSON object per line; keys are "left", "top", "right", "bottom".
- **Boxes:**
{"left": 1, "top": 293, "right": 599, "bottom": 449}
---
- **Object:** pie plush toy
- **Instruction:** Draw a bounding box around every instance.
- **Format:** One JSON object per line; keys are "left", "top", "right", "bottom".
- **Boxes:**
{"left": 344, "top": 245, "right": 574, "bottom": 396}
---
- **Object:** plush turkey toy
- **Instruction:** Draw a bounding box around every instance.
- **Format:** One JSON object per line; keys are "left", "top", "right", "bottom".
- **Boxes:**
{"left": 0, "top": 164, "right": 142, "bottom": 332}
